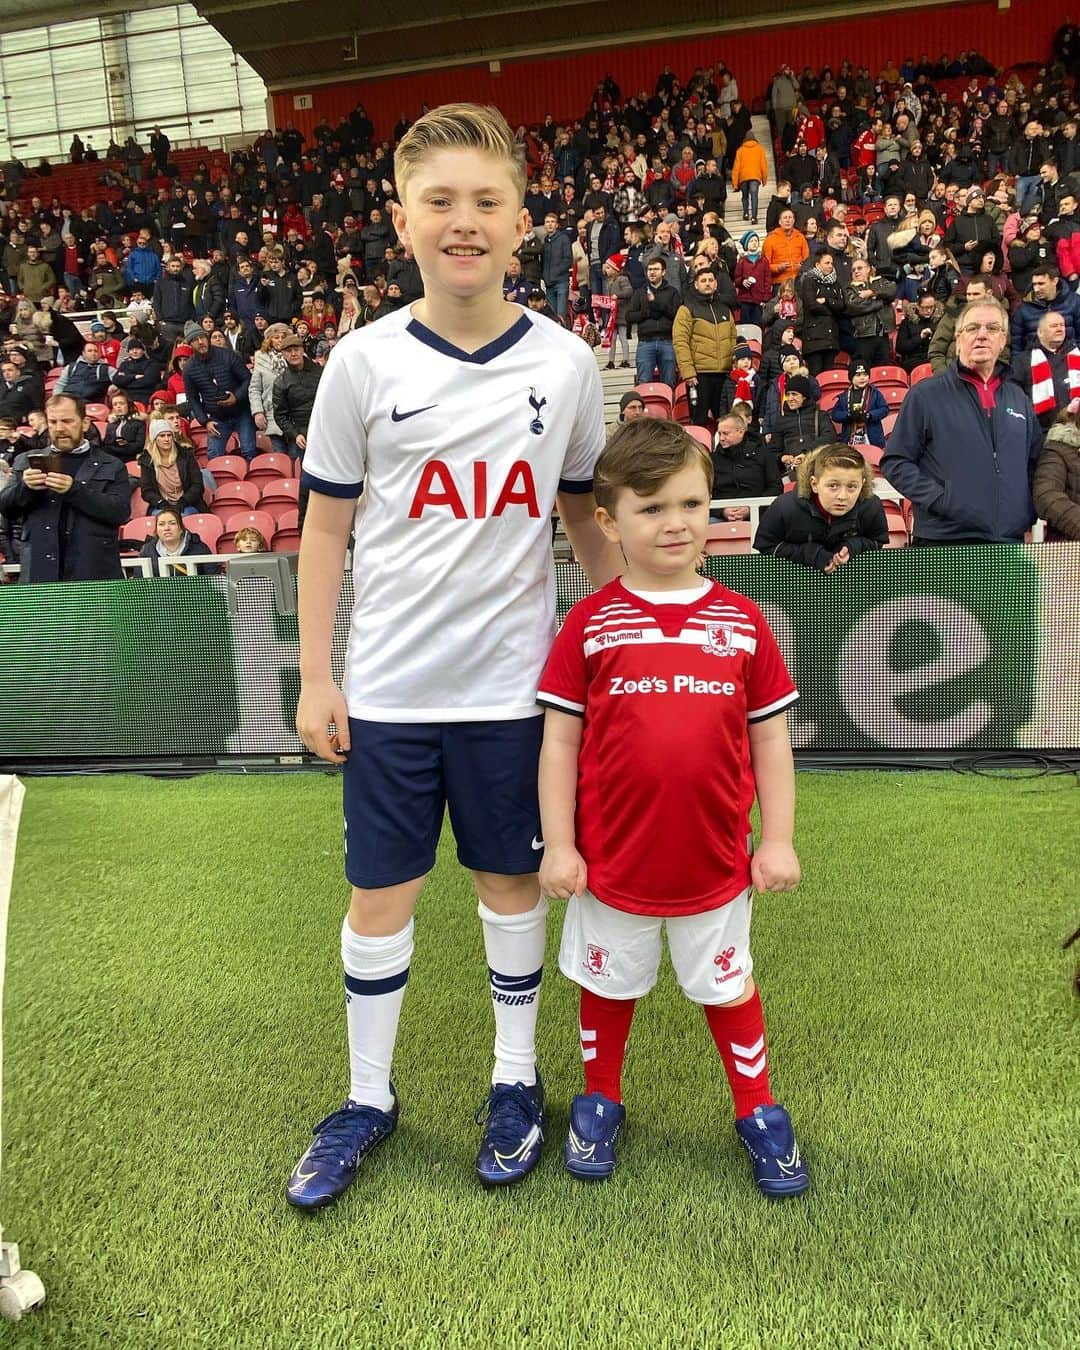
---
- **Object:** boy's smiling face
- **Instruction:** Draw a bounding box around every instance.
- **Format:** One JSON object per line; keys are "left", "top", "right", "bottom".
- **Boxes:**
{"left": 391, "top": 148, "right": 528, "bottom": 303}
{"left": 596, "top": 460, "right": 711, "bottom": 588}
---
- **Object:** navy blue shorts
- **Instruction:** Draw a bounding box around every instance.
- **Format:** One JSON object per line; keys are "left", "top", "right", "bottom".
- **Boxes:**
{"left": 342, "top": 717, "right": 544, "bottom": 889}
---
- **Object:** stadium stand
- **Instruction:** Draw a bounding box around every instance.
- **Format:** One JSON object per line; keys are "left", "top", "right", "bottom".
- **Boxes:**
{"left": 1, "top": 20, "right": 1078, "bottom": 580}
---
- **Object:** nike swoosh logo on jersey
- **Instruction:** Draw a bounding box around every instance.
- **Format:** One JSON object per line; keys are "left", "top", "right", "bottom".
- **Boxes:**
{"left": 391, "top": 403, "right": 438, "bottom": 421}
{"left": 530, "top": 836, "right": 545, "bottom": 851}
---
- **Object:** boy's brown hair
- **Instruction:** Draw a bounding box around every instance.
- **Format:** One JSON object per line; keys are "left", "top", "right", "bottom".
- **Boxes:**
{"left": 797, "top": 443, "right": 875, "bottom": 500}
{"left": 594, "top": 418, "right": 713, "bottom": 514}
{"left": 394, "top": 103, "right": 527, "bottom": 204}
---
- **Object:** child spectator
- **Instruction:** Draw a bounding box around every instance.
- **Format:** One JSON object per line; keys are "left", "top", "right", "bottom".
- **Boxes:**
{"left": 1032, "top": 399, "right": 1080, "bottom": 540}
{"left": 288, "top": 103, "right": 618, "bottom": 1210}
{"left": 233, "top": 525, "right": 269, "bottom": 553}
{"left": 717, "top": 341, "right": 761, "bottom": 419}
{"left": 830, "top": 363, "right": 890, "bottom": 448}
{"left": 754, "top": 443, "right": 889, "bottom": 570}
{"left": 601, "top": 254, "right": 633, "bottom": 370}
{"left": 102, "top": 390, "right": 147, "bottom": 462}
{"left": 536, "top": 417, "right": 808, "bottom": 1195}
{"left": 733, "top": 231, "right": 771, "bottom": 326}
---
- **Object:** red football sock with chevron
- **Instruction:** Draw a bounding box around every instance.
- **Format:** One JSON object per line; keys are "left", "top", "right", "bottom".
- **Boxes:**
{"left": 579, "top": 987, "right": 637, "bottom": 1103}
{"left": 704, "top": 987, "right": 775, "bottom": 1118}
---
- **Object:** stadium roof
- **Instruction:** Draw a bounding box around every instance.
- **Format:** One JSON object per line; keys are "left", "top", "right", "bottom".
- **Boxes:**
{"left": 192, "top": 0, "right": 894, "bottom": 92}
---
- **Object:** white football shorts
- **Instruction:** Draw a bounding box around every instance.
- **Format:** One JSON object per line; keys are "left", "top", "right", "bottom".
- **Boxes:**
{"left": 558, "top": 887, "right": 754, "bottom": 1005}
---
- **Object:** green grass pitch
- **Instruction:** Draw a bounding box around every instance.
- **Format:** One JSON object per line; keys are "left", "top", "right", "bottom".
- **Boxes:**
{"left": 0, "top": 772, "right": 1076, "bottom": 1348}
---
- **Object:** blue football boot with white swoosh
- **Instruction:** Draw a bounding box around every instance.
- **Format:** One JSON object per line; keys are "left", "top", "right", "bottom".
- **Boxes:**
{"left": 285, "top": 1089, "right": 399, "bottom": 1211}
{"left": 734, "top": 1102, "right": 810, "bottom": 1197}
{"left": 474, "top": 1075, "right": 545, "bottom": 1186}
{"left": 564, "top": 1091, "right": 626, "bottom": 1180}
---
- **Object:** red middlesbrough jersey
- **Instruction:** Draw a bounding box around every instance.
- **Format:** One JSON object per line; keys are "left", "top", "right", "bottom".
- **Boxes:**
{"left": 537, "top": 579, "right": 798, "bottom": 917}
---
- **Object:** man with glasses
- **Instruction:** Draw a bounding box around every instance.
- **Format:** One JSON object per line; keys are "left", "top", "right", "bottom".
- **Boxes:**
{"left": 883, "top": 300, "right": 1042, "bottom": 545}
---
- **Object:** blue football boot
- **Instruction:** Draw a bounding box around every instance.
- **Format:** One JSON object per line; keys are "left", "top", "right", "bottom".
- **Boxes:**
{"left": 286, "top": 1090, "right": 399, "bottom": 1210}
{"left": 474, "top": 1075, "right": 545, "bottom": 1186}
{"left": 564, "top": 1091, "right": 626, "bottom": 1180}
{"left": 734, "top": 1102, "right": 810, "bottom": 1197}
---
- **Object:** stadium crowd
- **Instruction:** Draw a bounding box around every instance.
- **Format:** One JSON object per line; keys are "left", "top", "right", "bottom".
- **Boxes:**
{"left": 3, "top": 22, "right": 1080, "bottom": 578}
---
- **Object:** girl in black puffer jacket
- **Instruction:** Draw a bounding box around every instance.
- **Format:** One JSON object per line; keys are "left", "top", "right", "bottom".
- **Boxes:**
{"left": 754, "top": 443, "right": 889, "bottom": 571}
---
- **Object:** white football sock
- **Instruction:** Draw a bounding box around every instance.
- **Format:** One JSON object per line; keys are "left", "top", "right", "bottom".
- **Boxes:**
{"left": 478, "top": 894, "right": 549, "bottom": 1087}
{"left": 341, "top": 918, "right": 413, "bottom": 1112}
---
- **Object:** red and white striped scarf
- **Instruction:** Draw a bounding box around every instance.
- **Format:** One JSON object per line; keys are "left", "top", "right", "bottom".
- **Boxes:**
{"left": 1031, "top": 345, "right": 1080, "bottom": 415}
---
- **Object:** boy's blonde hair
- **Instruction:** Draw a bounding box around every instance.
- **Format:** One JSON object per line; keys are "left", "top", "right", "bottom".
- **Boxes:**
{"left": 594, "top": 418, "right": 713, "bottom": 514}
{"left": 394, "top": 103, "right": 527, "bottom": 204}
{"left": 798, "top": 443, "right": 875, "bottom": 500}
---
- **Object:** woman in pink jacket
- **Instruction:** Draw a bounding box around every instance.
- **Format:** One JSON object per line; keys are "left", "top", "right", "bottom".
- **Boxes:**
{"left": 733, "top": 231, "right": 773, "bottom": 326}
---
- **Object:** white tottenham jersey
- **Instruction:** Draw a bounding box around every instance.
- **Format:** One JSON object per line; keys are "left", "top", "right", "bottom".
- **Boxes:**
{"left": 302, "top": 305, "right": 605, "bottom": 722}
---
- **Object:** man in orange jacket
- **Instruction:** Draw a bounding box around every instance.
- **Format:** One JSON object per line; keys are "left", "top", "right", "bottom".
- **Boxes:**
{"left": 732, "top": 133, "right": 769, "bottom": 225}
{"left": 762, "top": 208, "right": 809, "bottom": 288}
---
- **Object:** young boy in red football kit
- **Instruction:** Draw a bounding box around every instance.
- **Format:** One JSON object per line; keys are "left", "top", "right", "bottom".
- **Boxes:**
{"left": 537, "top": 418, "right": 809, "bottom": 1195}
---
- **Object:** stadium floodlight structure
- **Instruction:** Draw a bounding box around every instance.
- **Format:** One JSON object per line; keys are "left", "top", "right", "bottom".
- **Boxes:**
{"left": 0, "top": 777, "right": 45, "bottom": 1322}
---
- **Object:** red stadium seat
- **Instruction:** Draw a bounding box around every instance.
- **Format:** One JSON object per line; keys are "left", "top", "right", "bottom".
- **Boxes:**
{"left": 819, "top": 389, "right": 844, "bottom": 415}
{"left": 909, "top": 363, "right": 933, "bottom": 385}
{"left": 120, "top": 517, "right": 155, "bottom": 544}
{"left": 882, "top": 412, "right": 899, "bottom": 440}
{"left": 271, "top": 507, "right": 301, "bottom": 552}
{"left": 205, "top": 454, "right": 247, "bottom": 483}
{"left": 870, "top": 364, "right": 909, "bottom": 389}
{"left": 85, "top": 402, "right": 110, "bottom": 420}
{"left": 685, "top": 425, "right": 713, "bottom": 452}
{"left": 815, "top": 370, "right": 850, "bottom": 395}
{"left": 259, "top": 478, "right": 300, "bottom": 522}
{"left": 247, "top": 452, "right": 293, "bottom": 487}
{"left": 880, "top": 387, "right": 907, "bottom": 411}
{"left": 183, "top": 514, "right": 224, "bottom": 552}
{"left": 219, "top": 509, "right": 278, "bottom": 553}
{"left": 860, "top": 443, "right": 884, "bottom": 469}
{"left": 833, "top": 350, "right": 851, "bottom": 368}
{"left": 210, "top": 480, "right": 261, "bottom": 511}
{"left": 635, "top": 382, "right": 674, "bottom": 415}
{"left": 882, "top": 500, "right": 909, "bottom": 548}
{"left": 704, "top": 521, "right": 752, "bottom": 555}
{"left": 644, "top": 403, "right": 671, "bottom": 419}
{"left": 130, "top": 487, "right": 148, "bottom": 516}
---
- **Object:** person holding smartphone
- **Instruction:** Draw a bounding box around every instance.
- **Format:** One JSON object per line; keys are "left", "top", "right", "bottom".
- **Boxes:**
{"left": 0, "top": 392, "right": 130, "bottom": 582}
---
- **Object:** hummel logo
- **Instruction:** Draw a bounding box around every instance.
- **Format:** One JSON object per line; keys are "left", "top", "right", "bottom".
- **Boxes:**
{"left": 530, "top": 835, "right": 545, "bottom": 851}
{"left": 391, "top": 403, "right": 438, "bottom": 421}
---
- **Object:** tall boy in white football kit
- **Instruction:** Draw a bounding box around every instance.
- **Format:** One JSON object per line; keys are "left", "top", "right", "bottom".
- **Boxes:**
{"left": 286, "top": 104, "right": 620, "bottom": 1208}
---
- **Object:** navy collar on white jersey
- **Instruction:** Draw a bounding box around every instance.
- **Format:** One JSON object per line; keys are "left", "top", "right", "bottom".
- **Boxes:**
{"left": 406, "top": 311, "right": 532, "bottom": 365}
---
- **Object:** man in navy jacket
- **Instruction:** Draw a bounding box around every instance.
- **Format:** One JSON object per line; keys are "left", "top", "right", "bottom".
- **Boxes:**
{"left": 541, "top": 212, "right": 572, "bottom": 323}
{"left": 180, "top": 322, "right": 256, "bottom": 460}
{"left": 883, "top": 299, "right": 1043, "bottom": 544}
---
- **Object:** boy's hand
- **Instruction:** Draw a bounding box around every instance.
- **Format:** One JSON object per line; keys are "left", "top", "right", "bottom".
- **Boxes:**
{"left": 540, "top": 843, "right": 587, "bottom": 901}
{"left": 752, "top": 841, "right": 801, "bottom": 892}
{"left": 296, "top": 678, "right": 350, "bottom": 763}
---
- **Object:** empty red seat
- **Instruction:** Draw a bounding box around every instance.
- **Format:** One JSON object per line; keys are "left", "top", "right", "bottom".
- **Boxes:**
{"left": 210, "top": 479, "right": 260, "bottom": 511}
{"left": 815, "top": 370, "right": 850, "bottom": 395}
{"left": 869, "top": 364, "right": 909, "bottom": 389}
{"left": 880, "top": 387, "right": 907, "bottom": 411}
{"left": 909, "top": 363, "right": 933, "bottom": 386}
{"left": 205, "top": 454, "right": 247, "bottom": 483}
{"left": 120, "top": 517, "right": 155, "bottom": 544}
{"left": 684, "top": 425, "right": 713, "bottom": 452}
{"left": 704, "top": 521, "right": 752, "bottom": 555}
{"left": 247, "top": 452, "right": 293, "bottom": 486}
{"left": 183, "top": 514, "right": 224, "bottom": 552}
{"left": 270, "top": 507, "right": 301, "bottom": 552}
{"left": 634, "top": 382, "right": 674, "bottom": 414}
{"left": 882, "top": 500, "right": 908, "bottom": 548}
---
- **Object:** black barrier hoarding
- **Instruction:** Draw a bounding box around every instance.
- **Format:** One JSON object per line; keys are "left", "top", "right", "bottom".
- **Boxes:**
{"left": 1, "top": 546, "right": 1077, "bottom": 759}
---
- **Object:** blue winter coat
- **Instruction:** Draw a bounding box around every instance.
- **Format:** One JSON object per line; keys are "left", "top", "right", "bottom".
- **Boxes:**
{"left": 882, "top": 362, "right": 1043, "bottom": 542}
{"left": 831, "top": 386, "right": 889, "bottom": 448}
